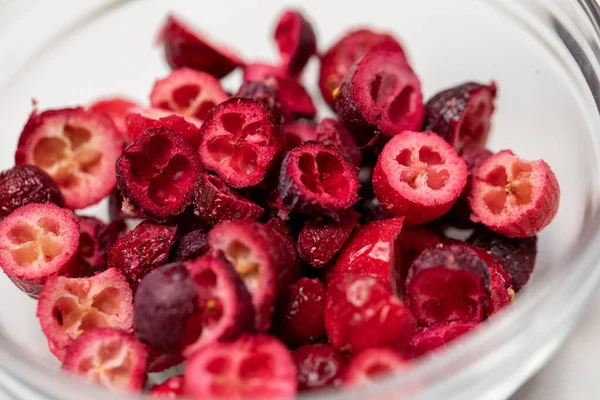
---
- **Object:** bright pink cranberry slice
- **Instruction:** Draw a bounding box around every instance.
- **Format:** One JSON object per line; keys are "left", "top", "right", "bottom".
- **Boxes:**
{"left": 157, "top": 14, "right": 245, "bottom": 79}
{"left": 342, "top": 348, "right": 407, "bottom": 388}
{"left": 279, "top": 143, "right": 359, "bottom": 217}
{"left": 88, "top": 97, "right": 138, "bottom": 137}
{"left": 325, "top": 275, "right": 416, "bottom": 353}
{"left": 149, "top": 376, "right": 185, "bottom": 397}
{"left": 373, "top": 131, "right": 468, "bottom": 226}
{"left": 37, "top": 268, "right": 133, "bottom": 361}
{"left": 409, "top": 321, "right": 478, "bottom": 358}
{"left": 319, "top": 29, "right": 406, "bottom": 108}
{"left": 424, "top": 82, "right": 497, "bottom": 153}
{"left": 15, "top": 108, "right": 122, "bottom": 209}
{"left": 243, "top": 63, "right": 288, "bottom": 82}
{"left": 0, "top": 203, "right": 79, "bottom": 297}
{"left": 125, "top": 106, "right": 203, "bottom": 148}
{"left": 315, "top": 118, "right": 362, "bottom": 166}
{"left": 62, "top": 328, "right": 147, "bottom": 392}
{"left": 184, "top": 334, "right": 297, "bottom": 398}
{"left": 169, "top": 229, "right": 209, "bottom": 262}
{"left": 469, "top": 150, "right": 560, "bottom": 237}
{"left": 199, "top": 98, "right": 283, "bottom": 188}
{"left": 76, "top": 216, "right": 120, "bottom": 277}
{"left": 274, "top": 10, "right": 317, "bottom": 78}
{"left": 294, "top": 344, "right": 346, "bottom": 391}
{"left": 405, "top": 242, "right": 490, "bottom": 326}
{"left": 275, "top": 77, "right": 317, "bottom": 120}
{"left": 282, "top": 120, "right": 317, "bottom": 151}
{"left": 116, "top": 127, "right": 202, "bottom": 219}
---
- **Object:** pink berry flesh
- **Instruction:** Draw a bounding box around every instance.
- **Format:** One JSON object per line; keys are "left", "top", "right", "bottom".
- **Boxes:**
{"left": 0, "top": 203, "right": 79, "bottom": 297}
{"left": 274, "top": 10, "right": 317, "bottom": 78}
{"left": 199, "top": 98, "right": 283, "bottom": 188}
{"left": 125, "top": 106, "right": 203, "bottom": 148}
{"left": 373, "top": 131, "right": 468, "bottom": 226}
{"left": 184, "top": 334, "right": 297, "bottom": 399}
{"left": 76, "top": 216, "right": 120, "bottom": 277}
{"left": 149, "top": 376, "right": 185, "bottom": 397}
{"left": 315, "top": 118, "right": 362, "bottom": 166}
{"left": 116, "top": 127, "right": 202, "bottom": 219}
{"left": 157, "top": 14, "right": 244, "bottom": 79}
{"left": 342, "top": 348, "right": 407, "bottom": 387}
{"left": 409, "top": 321, "right": 477, "bottom": 358}
{"left": 37, "top": 268, "right": 133, "bottom": 361}
{"left": 293, "top": 344, "right": 346, "bottom": 391}
{"left": 469, "top": 150, "right": 560, "bottom": 237}
{"left": 405, "top": 242, "right": 490, "bottom": 326}
{"left": 88, "top": 97, "right": 138, "bottom": 137}
{"left": 62, "top": 328, "right": 147, "bottom": 392}
{"left": 170, "top": 229, "right": 209, "bottom": 262}
{"left": 395, "top": 226, "right": 442, "bottom": 294}
{"left": 15, "top": 108, "right": 122, "bottom": 209}
{"left": 282, "top": 120, "right": 317, "bottom": 151}
{"left": 325, "top": 275, "right": 416, "bottom": 354}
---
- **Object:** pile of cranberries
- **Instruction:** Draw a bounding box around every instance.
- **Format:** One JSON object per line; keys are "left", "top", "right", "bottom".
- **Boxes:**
{"left": 0, "top": 9, "right": 559, "bottom": 399}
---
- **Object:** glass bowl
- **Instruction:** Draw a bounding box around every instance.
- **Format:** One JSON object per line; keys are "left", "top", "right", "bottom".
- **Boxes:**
{"left": 1, "top": 0, "right": 600, "bottom": 399}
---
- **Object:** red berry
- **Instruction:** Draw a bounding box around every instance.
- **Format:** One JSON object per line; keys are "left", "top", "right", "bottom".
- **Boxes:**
{"left": 199, "top": 98, "right": 283, "bottom": 188}
{"left": 147, "top": 351, "right": 184, "bottom": 373}
{"left": 37, "top": 268, "right": 133, "bottom": 361}
{"left": 169, "top": 229, "right": 209, "bottom": 262}
{"left": 319, "top": 29, "right": 406, "bottom": 108}
{"left": 157, "top": 14, "right": 244, "bottom": 79}
{"left": 116, "top": 127, "right": 202, "bottom": 219}
{"left": 88, "top": 97, "right": 138, "bottom": 137}
{"left": 325, "top": 275, "right": 416, "bottom": 353}
{"left": 0, "top": 165, "right": 64, "bottom": 220}
{"left": 279, "top": 143, "right": 359, "bottom": 217}
{"left": 0, "top": 203, "right": 79, "bottom": 297}
{"left": 184, "top": 334, "right": 297, "bottom": 398}
{"left": 293, "top": 344, "right": 346, "bottom": 391}
{"left": 77, "top": 216, "right": 121, "bottom": 277}
{"left": 273, "top": 278, "right": 326, "bottom": 347}
{"left": 373, "top": 131, "right": 468, "bottom": 225}
{"left": 297, "top": 210, "right": 359, "bottom": 268}
{"left": 266, "top": 217, "right": 299, "bottom": 267}
{"left": 274, "top": 10, "right": 317, "bottom": 78}
{"left": 315, "top": 118, "right": 362, "bottom": 166}
{"left": 194, "top": 173, "right": 264, "bottom": 226}
{"left": 233, "top": 80, "right": 281, "bottom": 115}
{"left": 486, "top": 261, "right": 514, "bottom": 316}
{"left": 468, "top": 150, "right": 560, "bottom": 237}
{"left": 335, "top": 49, "right": 423, "bottom": 138}
{"left": 149, "top": 376, "right": 185, "bottom": 397}
{"left": 282, "top": 120, "right": 317, "bottom": 151}
{"left": 342, "top": 348, "right": 407, "bottom": 387}
{"left": 405, "top": 242, "right": 490, "bottom": 326}
{"left": 396, "top": 226, "right": 442, "bottom": 294}
{"left": 409, "top": 321, "right": 477, "bottom": 358}
{"left": 15, "top": 108, "right": 122, "bottom": 209}
{"left": 125, "top": 106, "right": 203, "bottom": 148}
{"left": 243, "top": 63, "right": 287, "bottom": 82}
{"left": 150, "top": 68, "right": 228, "bottom": 121}
{"left": 424, "top": 82, "right": 497, "bottom": 153}
{"left": 62, "top": 328, "right": 147, "bottom": 392}
{"left": 274, "top": 77, "right": 317, "bottom": 120}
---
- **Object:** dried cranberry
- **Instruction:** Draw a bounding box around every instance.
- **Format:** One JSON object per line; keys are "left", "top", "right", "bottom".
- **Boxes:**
{"left": 233, "top": 80, "right": 281, "bottom": 115}
{"left": 76, "top": 216, "right": 120, "bottom": 277}
{"left": 149, "top": 376, "right": 185, "bottom": 397}
{"left": 125, "top": 106, "right": 203, "bottom": 148}
{"left": 88, "top": 96, "right": 138, "bottom": 137}
{"left": 315, "top": 118, "right": 362, "bottom": 166}
{"left": 409, "top": 321, "right": 477, "bottom": 358}
{"left": 274, "top": 10, "right": 317, "bottom": 78}
{"left": 282, "top": 120, "right": 317, "bottom": 151}
{"left": 294, "top": 344, "right": 346, "bottom": 391}
{"left": 169, "top": 229, "right": 209, "bottom": 262}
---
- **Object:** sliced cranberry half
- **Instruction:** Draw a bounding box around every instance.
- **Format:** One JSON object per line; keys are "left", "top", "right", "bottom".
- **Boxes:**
{"left": 116, "top": 127, "right": 202, "bottom": 219}
{"left": 279, "top": 143, "right": 359, "bottom": 217}
{"left": 373, "top": 131, "right": 467, "bottom": 226}
{"left": 315, "top": 118, "right": 362, "bottom": 166}
{"left": 469, "top": 150, "right": 560, "bottom": 237}
{"left": 184, "top": 334, "right": 297, "bottom": 398}
{"left": 282, "top": 120, "right": 317, "bottom": 151}
{"left": 88, "top": 97, "right": 138, "bottom": 137}
{"left": 424, "top": 82, "right": 497, "bottom": 153}
{"left": 169, "top": 229, "right": 209, "bottom": 262}
{"left": 342, "top": 348, "right": 407, "bottom": 388}
{"left": 243, "top": 63, "right": 288, "bottom": 82}
{"left": 62, "top": 328, "right": 147, "bottom": 392}
{"left": 275, "top": 77, "right": 317, "bottom": 120}
{"left": 294, "top": 344, "right": 346, "bottom": 391}
{"left": 157, "top": 14, "right": 245, "bottom": 79}
{"left": 274, "top": 10, "right": 317, "bottom": 78}
{"left": 76, "top": 216, "right": 120, "bottom": 277}
{"left": 15, "top": 108, "right": 122, "bottom": 209}
{"left": 199, "top": 98, "right": 283, "bottom": 188}
{"left": 37, "top": 268, "right": 133, "bottom": 361}
{"left": 409, "top": 321, "right": 477, "bottom": 358}
{"left": 125, "top": 106, "right": 203, "bottom": 148}
{"left": 0, "top": 203, "right": 79, "bottom": 297}
{"left": 396, "top": 226, "right": 442, "bottom": 294}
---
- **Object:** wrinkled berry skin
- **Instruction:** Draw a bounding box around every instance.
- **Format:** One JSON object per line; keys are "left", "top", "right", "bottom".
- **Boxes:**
{"left": 233, "top": 80, "right": 281, "bottom": 117}
{"left": 293, "top": 344, "right": 346, "bottom": 391}
{"left": 169, "top": 229, "right": 209, "bottom": 262}
{"left": 0, "top": 165, "right": 64, "bottom": 220}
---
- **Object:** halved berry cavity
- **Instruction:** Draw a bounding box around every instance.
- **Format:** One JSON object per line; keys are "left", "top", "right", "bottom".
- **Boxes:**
{"left": 315, "top": 118, "right": 362, "bottom": 166}
{"left": 77, "top": 216, "right": 120, "bottom": 277}
{"left": 282, "top": 120, "right": 317, "bottom": 151}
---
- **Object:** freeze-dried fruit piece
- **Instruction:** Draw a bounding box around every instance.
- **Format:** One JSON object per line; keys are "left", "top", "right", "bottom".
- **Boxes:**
{"left": 395, "top": 226, "right": 442, "bottom": 294}
{"left": 275, "top": 77, "right": 317, "bottom": 120}
{"left": 282, "top": 120, "right": 317, "bottom": 151}
{"left": 77, "top": 216, "right": 121, "bottom": 277}
{"left": 409, "top": 321, "right": 477, "bottom": 358}
{"left": 335, "top": 49, "right": 423, "bottom": 138}
{"left": 294, "top": 344, "right": 346, "bottom": 391}
{"left": 266, "top": 217, "right": 299, "bottom": 266}
{"left": 116, "top": 127, "right": 202, "bottom": 219}
{"left": 274, "top": 10, "right": 317, "bottom": 78}
{"left": 88, "top": 97, "right": 138, "bottom": 137}
{"left": 147, "top": 351, "right": 184, "bottom": 373}
{"left": 108, "top": 221, "right": 176, "bottom": 289}
{"left": 315, "top": 118, "right": 362, "bottom": 166}
{"left": 325, "top": 275, "right": 416, "bottom": 353}
{"left": 486, "top": 261, "right": 514, "bottom": 316}
{"left": 157, "top": 14, "right": 244, "bottom": 79}
{"left": 342, "top": 348, "right": 407, "bottom": 387}
{"left": 15, "top": 108, "right": 122, "bottom": 209}
{"left": 233, "top": 80, "right": 281, "bottom": 115}
{"left": 469, "top": 150, "right": 560, "bottom": 237}
{"left": 149, "top": 376, "right": 185, "bottom": 397}
{"left": 273, "top": 278, "right": 326, "bottom": 347}
{"left": 169, "top": 229, "right": 209, "bottom": 262}
{"left": 62, "top": 328, "right": 147, "bottom": 392}
{"left": 319, "top": 29, "right": 406, "bottom": 108}
{"left": 297, "top": 210, "right": 359, "bottom": 268}
{"left": 323, "top": 218, "right": 404, "bottom": 292}
{"left": 373, "top": 131, "right": 467, "bottom": 226}
{"left": 279, "top": 143, "right": 359, "bottom": 217}
{"left": 209, "top": 220, "right": 294, "bottom": 332}
{"left": 184, "top": 334, "right": 297, "bottom": 398}
{"left": 468, "top": 226, "right": 537, "bottom": 292}
{"left": 243, "top": 63, "right": 287, "bottom": 82}
{"left": 423, "top": 82, "right": 497, "bottom": 153}
{"left": 0, "top": 203, "right": 79, "bottom": 297}
{"left": 0, "top": 165, "right": 64, "bottom": 220}
{"left": 194, "top": 173, "right": 264, "bottom": 226}
{"left": 37, "top": 268, "right": 133, "bottom": 361}
{"left": 125, "top": 106, "right": 203, "bottom": 148}
{"left": 405, "top": 242, "right": 490, "bottom": 326}
{"left": 199, "top": 98, "right": 283, "bottom": 188}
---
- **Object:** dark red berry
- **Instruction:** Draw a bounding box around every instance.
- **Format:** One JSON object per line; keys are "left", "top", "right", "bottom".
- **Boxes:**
{"left": 125, "top": 106, "right": 203, "bottom": 148}
{"left": 409, "top": 321, "right": 477, "bottom": 358}
{"left": 274, "top": 10, "right": 317, "bottom": 78}
{"left": 282, "top": 120, "right": 317, "bottom": 151}
{"left": 266, "top": 217, "right": 299, "bottom": 267}
{"left": 315, "top": 118, "right": 362, "bottom": 166}
{"left": 274, "top": 77, "right": 317, "bottom": 120}
{"left": 77, "top": 216, "right": 121, "bottom": 277}
{"left": 243, "top": 63, "right": 287, "bottom": 82}
{"left": 170, "top": 229, "right": 209, "bottom": 262}
{"left": 88, "top": 96, "right": 138, "bottom": 137}
{"left": 233, "top": 80, "right": 281, "bottom": 115}
{"left": 149, "top": 376, "right": 185, "bottom": 397}
{"left": 342, "top": 348, "right": 407, "bottom": 387}
{"left": 293, "top": 344, "right": 346, "bottom": 391}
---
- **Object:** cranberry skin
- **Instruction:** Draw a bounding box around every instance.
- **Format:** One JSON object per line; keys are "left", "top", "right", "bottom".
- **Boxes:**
{"left": 169, "top": 229, "right": 209, "bottom": 262}
{"left": 314, "top": 118, "right": 362, "bottom": 166}
{"left": 409, "top": 321, "right": 477, "bottom": 358}
{"left": 274, "top": 10, "right": 317, "bottom": 78}
{"left": 0, "top": 165, "right": 64, "bottom": 220}
{"left": 273, "top": 278, "right": 326, "bottom": 347}
{"left": 77, "top": 216, "right": 121, "bottom": 277}
{"left": 293, "top": 344, "right": 346, "bottom": 391}
{"left": 233, "top": 80, "right": 281, "bottom": 115}
{"left": 149, "top": 376, "right": 185, "bottom": 397}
